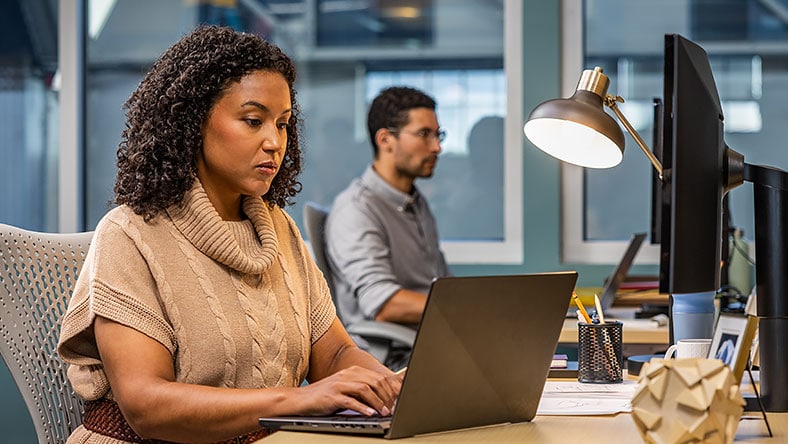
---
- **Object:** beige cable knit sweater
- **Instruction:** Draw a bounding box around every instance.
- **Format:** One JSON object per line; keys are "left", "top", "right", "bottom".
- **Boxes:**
{"left": 57, "top": 180, "right": 335, "bottom": 442}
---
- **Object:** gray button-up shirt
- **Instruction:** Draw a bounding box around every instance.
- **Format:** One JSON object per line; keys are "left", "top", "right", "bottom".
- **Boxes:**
{"left": 325, "top": 165, "right": 451, "bottom": 328}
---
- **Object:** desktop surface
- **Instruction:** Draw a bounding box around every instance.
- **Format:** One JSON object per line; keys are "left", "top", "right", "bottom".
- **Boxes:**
{"left": 255, "top": 370, "right": 781, "bottom": 443}
{"left": 559, "top": 310, "right": 669, "bottom": 345}
{"left": 256, "top": 412, "right": 784, "bottom": 443}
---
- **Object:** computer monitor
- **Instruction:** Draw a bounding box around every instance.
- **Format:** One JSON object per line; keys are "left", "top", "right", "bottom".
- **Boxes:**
{"left": 656, "top": 33, "right": 788, "bottom": 412}
{"left": 657, "top": 34, "right": 727, "bottom": 297}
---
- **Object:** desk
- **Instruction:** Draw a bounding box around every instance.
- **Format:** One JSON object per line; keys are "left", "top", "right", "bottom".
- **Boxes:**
{"left": 558, "top": 318, "right": 669, "bottom": 345}
{"left": 256, "top": 412, "right": 784, "bottom": 443}
{"left": 559, "top": 307, "right": 670, "bottom": 358}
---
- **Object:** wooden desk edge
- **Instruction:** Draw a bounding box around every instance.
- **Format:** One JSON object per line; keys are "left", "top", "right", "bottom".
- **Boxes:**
{"left": 558, "top": 318, "right": 669, "bottom": 345}
{"left": 256, "top": 413, "right": 785, "bottom": 443}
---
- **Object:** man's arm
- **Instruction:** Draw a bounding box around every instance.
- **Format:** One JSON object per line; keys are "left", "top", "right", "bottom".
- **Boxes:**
{"left": 326, "top": 199, "right": 403, "bottom": 320}
{"left": 374, "top": 289, "right": 426, "bottom": 325}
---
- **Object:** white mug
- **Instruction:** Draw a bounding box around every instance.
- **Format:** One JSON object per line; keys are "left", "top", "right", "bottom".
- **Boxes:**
{"left": 664, "top": 338, "right": 712, "bottom": 359}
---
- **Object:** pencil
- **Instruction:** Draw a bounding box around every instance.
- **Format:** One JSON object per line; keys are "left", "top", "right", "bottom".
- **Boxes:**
{"left": 600, "top": 325, "right": 621, "bottom": 378}
{"left": 592, "top": 295, "right": 620, "bottom": 378}
{"left": 394, "top": 367, "right": 407, "bottom": 375}
{"left": 594, "top": 294, "right": 606, "bottom": 324}
{"left": 572, "top": 291, "right": 593, "bottom": 324}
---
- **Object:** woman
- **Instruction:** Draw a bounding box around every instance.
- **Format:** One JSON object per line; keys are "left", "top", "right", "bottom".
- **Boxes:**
{"left": 57, "top": 25, "right": 401, "bottom": 443}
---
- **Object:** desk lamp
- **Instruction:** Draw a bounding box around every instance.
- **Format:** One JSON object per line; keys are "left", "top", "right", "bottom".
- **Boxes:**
{"left": 524, "top": 66, "right": 718, "bottom": 343}
{"left": 523, "top": 67, "right": 663, "bottom": 176}
{"left": 524, "top": 57, "right": 788, "bottom": 412}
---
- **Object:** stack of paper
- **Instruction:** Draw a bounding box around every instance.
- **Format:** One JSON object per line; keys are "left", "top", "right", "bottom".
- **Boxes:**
{"left": 537, "top": 380, "right": 638, "bottom": 415}
{"left": 550, "top": 354, "right": 568, "bottom": 369}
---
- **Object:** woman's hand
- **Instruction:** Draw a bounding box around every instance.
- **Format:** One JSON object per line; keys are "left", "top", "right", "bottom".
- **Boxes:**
{"left": 294, "top": 365, "right": 403, "bottom": 416}
{"left": 305, "top": 317, "right": 405, "bottom": 416}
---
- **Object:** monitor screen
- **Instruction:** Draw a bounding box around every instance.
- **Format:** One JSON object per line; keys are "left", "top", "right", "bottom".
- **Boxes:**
{"left": 650, "top": 97, "right": 664, "bottom": 246}
{"left": 657, "top": 34, "right": 726, "bottom": 295}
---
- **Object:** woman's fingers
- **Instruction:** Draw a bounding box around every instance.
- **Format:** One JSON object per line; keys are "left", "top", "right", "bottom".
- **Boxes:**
{"left": 350, "top": 367, "right": 402, "bottom": 411}
{"left": 333, "top": 369, "right": 393, "bottom": 415}
{"left": 304, "top": 366, "right": 402, "bottom": 416}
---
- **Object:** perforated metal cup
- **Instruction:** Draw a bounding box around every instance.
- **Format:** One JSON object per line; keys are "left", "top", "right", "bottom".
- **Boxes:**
{"left": 577, "top": 321, "right": 623, "bottom": 383}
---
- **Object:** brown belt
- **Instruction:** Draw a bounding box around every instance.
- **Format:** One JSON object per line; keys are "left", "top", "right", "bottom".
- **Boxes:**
{"left": 83, "top": 398, "right": 270, "bottom": 444}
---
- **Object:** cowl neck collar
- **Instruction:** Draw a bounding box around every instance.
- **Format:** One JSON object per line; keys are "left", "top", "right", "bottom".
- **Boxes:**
{"left": 166, "top": 180, "right": 278, "bottom": 275}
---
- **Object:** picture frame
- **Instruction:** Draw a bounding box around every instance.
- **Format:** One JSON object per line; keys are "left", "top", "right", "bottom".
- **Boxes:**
{"left": 708, "top": 313, "right": 759, "bottom": 382}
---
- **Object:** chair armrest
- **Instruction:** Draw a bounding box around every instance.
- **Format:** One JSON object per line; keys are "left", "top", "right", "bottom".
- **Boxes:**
{"left": 347, "top": 321, "right": 416, "bottom": 347}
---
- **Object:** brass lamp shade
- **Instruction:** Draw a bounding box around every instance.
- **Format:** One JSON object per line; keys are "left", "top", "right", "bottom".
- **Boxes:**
{"left": 524, "top": 68, "right": 625, "bottom": 169}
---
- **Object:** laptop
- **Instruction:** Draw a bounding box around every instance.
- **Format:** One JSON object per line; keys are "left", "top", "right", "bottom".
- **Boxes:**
{"left": 259, "top": 271, "right": 578, "bottom": 439}
{"left": 567, "top": 232, "right": 646, "bottom": 318}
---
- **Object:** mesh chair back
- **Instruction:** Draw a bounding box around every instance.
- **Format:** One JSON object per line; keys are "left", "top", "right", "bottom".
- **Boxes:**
{"left": 303, "top": 202, "right": 335, "bottom": 298}
{"left": 301, "top": 204, "right": 416, "bottom": 367}
{"left": 0, "top": 224, "right": 91, "bottom": 444}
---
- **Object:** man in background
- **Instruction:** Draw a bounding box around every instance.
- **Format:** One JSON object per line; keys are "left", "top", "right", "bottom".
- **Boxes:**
{"left": 325, "top": 86, "right": 451, "bottom": 365}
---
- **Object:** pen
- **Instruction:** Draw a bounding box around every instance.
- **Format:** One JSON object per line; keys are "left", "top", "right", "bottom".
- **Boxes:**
{"left": 572, "top": 291, "right": 593, "bottom": 324}
{"left": 394, "top": 367, "right": 407, "bottom": 376}
{"left": 600, "top": 327, "right": 621, "bottom": 378}
{"left": 594, "top": 294, "right": 606, "bottom": 324}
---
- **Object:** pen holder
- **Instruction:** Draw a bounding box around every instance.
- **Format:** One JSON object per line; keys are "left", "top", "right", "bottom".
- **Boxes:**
{"left": 578, "top": 321, "right": 623, "bottom": 383}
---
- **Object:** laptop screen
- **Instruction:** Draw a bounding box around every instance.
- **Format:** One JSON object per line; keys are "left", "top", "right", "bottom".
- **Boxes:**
{"left": 599, "top": 232, "right": 647, "bottom": 310}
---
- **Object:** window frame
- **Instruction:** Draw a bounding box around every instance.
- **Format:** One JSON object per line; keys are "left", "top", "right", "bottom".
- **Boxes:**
{"left": 59, "top": 0, "right": 85, "bottom": 233}
{"left": 439, "top": 0, "right": 523, "bottom": 264}
{"left": 560, "top": 0, "right": 660, "bottom": 265}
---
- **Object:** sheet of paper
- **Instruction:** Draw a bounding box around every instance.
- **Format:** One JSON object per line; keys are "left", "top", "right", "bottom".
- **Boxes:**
{"left": 537, "top": 397, "right": 632, "bottom": 415}
{"left": 537, "top": 380, "right": 638, "bottom": 415}
{"left": 616, "top": 318, "right": 663, "bottom": 329}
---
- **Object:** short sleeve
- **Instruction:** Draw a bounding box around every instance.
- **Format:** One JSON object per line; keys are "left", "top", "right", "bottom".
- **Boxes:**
{"left": 58, "top": 213, "right": 177, "bottom": 366}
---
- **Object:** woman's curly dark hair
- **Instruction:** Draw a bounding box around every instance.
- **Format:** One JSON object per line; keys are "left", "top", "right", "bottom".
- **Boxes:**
{"left": 114, "top": 25, "right": 302, "bottom": 221}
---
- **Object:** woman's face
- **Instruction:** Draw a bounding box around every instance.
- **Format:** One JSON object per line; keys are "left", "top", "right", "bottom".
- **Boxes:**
{"left": 197, "top": 70, "right": 291, "bottom": 219}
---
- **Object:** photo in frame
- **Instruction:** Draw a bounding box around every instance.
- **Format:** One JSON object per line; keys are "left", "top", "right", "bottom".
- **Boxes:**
{"left": 708, "top": 314, "right": 758, "bottom": 382}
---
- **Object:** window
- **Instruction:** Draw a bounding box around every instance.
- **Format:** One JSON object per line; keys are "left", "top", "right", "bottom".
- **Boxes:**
{"left": 562, "top": 0, "right": 788, "bottom": 264}
{"left": 82, "top": 0, "right": 523, "bottom": 264}
{"left": 0, "top": 0, "right": 59, "bottom": 231}
{"left": 365, "top": 68, "right": 506, "bottom": 241}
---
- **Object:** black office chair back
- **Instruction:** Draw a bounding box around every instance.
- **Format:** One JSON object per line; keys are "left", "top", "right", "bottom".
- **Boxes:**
{"left": 302, "top": 202, "right": 416, "bottom": 368}
{"left": 302, "top": 202, "right": 337, "bottom": 302}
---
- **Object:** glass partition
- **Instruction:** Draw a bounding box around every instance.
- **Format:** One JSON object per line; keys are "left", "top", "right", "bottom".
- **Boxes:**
{"left": 84, "top": 0, "right": 523, "bottom": 263}
{"left": 562, "top": 0, "right": 788, "bottom": 264}
{"left": 0, "top": 0, "right": 60, "bottom": 231}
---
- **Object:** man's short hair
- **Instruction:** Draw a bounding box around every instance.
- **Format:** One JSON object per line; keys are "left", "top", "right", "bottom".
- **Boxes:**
{"left": 367, "top": 86, "right": 436, "bottom": 156}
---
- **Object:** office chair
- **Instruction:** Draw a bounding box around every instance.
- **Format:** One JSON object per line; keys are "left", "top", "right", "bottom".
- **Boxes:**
{"left": 0, "top": 223, "right": 91, "bottom": 444}
{"left": 302, "top": 202, "right": 415, "bottom": 366}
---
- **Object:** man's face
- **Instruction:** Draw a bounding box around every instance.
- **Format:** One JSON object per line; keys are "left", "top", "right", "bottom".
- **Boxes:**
{"left": 388, "top": 108, "right": 443, "bottom": 179}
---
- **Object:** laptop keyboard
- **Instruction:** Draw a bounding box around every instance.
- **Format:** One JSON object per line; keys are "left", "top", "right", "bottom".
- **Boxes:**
{"left": 332, "top": 411, "right": 392, "bottom": 422}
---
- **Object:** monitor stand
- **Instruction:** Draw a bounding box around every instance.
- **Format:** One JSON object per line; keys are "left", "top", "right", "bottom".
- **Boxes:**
{"left": 745, "top": 163, "right": 788, "bottom": 412}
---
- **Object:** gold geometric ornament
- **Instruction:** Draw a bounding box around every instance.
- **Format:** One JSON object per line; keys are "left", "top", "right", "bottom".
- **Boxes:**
{"left": 631, "top": 358, "right": 745, "bottom": 444}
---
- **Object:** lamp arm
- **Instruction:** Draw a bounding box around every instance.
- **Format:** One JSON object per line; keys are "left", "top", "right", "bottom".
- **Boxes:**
{"left": 605, "top": 95, "right": 664, "bottom": 179}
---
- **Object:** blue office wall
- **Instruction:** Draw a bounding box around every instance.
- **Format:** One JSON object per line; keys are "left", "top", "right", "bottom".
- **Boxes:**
{"left": 454, "top": 1, "right": 561, "bottom": 276}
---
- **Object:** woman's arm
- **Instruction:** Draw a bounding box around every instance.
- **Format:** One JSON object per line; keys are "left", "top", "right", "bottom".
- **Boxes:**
{"left": 303, "top": 318, "right": 403, "bottom": 414}
{"left": 95, "top": 316, "right": 288, "bottom": 442}
{"left": 95, "top": 316, "right": 402, "bottom": 443}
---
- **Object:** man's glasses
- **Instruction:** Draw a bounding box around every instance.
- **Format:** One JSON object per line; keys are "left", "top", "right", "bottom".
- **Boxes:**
{"left": 388, "top": 128, "right": 447, "bottom": 143}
